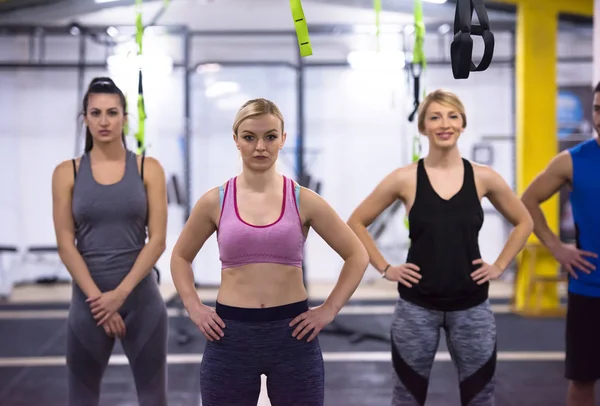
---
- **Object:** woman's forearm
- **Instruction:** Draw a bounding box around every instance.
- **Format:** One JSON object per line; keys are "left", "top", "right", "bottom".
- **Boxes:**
{"left": 522, "top": 197, "right": 563, "bottom": 251}
{"left": 323, "top": 250, "right": 369, "bottom": 314}
{"left": 347, "top": 221, "right": 389, "bottom": 273}
{"left": 493, "top": 221, "right": 534, "bottom": 271}
{"left": 170, "top": 254, "right": 202, "bottom": 311}
{"left": 117, "top": 239, "right": 166, "bottom": 296}
{"left": 57, "top": 245, "right": 102, "bottom": 298}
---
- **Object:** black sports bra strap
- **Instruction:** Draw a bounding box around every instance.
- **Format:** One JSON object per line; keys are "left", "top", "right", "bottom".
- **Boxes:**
{"left": 141, "top": 154, "right": 145, "bottom": 180}
{"left": 414, "top": 158, "right": 429, "bottom": 198}
{"left": 72, "top": 159, "right": 77, "bottom": 180}
{"left": 462, "top": 158, "right": 474, "bottom": 183}
{"left": 416, "top": 158, "right": 425, "bottom": 179}
{"left": 461, "top": 158, "right": 479, "bottom": 198}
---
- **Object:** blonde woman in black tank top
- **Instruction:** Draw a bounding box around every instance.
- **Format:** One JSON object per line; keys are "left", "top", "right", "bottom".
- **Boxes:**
{"left": 348, "top": 89, "right": 534, "bottom": 405}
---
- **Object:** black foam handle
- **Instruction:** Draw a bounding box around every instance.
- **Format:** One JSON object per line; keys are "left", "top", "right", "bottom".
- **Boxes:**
{"left": 450, "top": 0, "right": 495, "bottom": 79}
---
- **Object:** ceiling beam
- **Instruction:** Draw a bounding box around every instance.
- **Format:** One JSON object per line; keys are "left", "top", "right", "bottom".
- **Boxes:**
{"left": 0, "top": 0, "right": 161, "bottom": 22}
{"left": 0, "top": 0, "right": 66, "bottom": 14}
{"left": 0, "top": 21, "right": 521, "bottom": 37}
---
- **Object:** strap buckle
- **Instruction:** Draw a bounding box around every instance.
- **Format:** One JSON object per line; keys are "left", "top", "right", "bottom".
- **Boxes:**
{"left": 450, "top": 0, "right": 495, "bottom": 79}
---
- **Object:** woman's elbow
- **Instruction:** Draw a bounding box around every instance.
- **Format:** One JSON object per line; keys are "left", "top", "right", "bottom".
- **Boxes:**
{"left": 513, "top": 211, "right": 534, "bottom": 236}
{"left": 522, "top": 214, "right": 534, "bottom": 235}
{"left": 170, "top": 251, "right": 181, "bottom": 269}
{"left": 346, "top": 214, "right": 364, "bottom": 232}
{"left": 150, "top": 236, "right": 167, "bottom": 255}
{"left": 353, "top": 240, "right": 370, "bottom": 271}
{"left": 157, "top": 240, "right": 167, "bottom": 254}
{"left": 56, "top": 239, "right": 75, "bottom": 258}
{"left": 170, "top": 250, "right": 191, "bottom": 272}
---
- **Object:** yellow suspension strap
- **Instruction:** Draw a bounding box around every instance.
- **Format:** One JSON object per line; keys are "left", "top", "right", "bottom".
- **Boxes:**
{"left": 134, "top": 0, "right": 147, "bottom": 155}
{"left": 405, "top": 0, "right": 426, "bottom": 230}
{"left": 290, "top": 0, "right": 312, "bottom": 57}
{"left": 374, "top": 0, "right": 381, "bottom": 52}
{"left": 123, "top": 0, "right": 171, "bottom": 151}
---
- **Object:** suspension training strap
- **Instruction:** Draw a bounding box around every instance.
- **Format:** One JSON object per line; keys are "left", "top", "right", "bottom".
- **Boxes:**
{"left": 405, "top": 0, "right": 426, "bottom": 231}
{"left": 290, "top": 0, "right": 313, "bottom": 57}
{"left": 135, "top": 0, "right": 147, "bottom": 155}
{"left": 407, "top": 0, "right": 426, "bottom": 123}
{"left": 450, "top": 0, "right": 494, "bottom": 79}
{"left": 374, "top": 0, "right": 381, "bottom": 52}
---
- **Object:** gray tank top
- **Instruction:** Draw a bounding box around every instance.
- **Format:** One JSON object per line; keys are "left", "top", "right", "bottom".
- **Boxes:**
{"left": 72, "top": 149, "right": 148, "bottom": 276}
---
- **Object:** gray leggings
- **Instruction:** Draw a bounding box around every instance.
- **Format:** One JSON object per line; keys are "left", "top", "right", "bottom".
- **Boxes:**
{"left": 66, "top": 271, "right": 168, "bottom": 406}
{"left": 199, "top": 300, "right": 325, "bottom": 406}
{"left": 391, "top": 297, "right": 497, "bottom": 406}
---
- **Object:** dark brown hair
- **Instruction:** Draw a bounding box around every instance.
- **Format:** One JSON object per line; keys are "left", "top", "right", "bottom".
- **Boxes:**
{"left": 82, "top": 77, "right": 127, "bottom": 153}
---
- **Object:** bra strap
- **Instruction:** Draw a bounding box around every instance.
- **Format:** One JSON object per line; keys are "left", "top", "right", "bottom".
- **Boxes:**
{"left": 219, "top": 184, "right": 225, "bottom": 209}
{"left": 294, "top": 183, "right": 300, "bottom": 212}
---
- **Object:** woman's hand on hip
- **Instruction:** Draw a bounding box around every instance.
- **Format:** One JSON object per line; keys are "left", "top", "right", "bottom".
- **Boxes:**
{"left": 470, "top": 259, "right": 503, "bottom": 284}
{"left": 289, "top": 303, "right": 336, "bottom": 342}
{"left": 188, "top": 303, "right": 226, "bottom": 342}
{"left": 384, "top": 263, "right": 421, "bottom": 287}
{"left": 87, "top": 289, "right": 128, "bottom": 326}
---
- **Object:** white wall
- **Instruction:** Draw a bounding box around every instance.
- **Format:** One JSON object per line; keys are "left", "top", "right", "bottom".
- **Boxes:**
{"left": 0, "top": 22, "right": 594, "bottom": 288}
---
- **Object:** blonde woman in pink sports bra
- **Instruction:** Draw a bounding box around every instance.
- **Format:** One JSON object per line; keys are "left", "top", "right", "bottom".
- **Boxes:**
{"left": 170, "top": 98, "right": 369, "bottom": 406}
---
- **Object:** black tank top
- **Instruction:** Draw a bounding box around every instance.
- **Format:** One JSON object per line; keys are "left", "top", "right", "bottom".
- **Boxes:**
{"left": 398, "top": 158, "right": 488, "bottom": 311}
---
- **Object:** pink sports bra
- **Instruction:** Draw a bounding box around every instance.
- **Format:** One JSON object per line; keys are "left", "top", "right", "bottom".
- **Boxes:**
{"left": 216, "top": 175, "right": 305, "bottom": 269}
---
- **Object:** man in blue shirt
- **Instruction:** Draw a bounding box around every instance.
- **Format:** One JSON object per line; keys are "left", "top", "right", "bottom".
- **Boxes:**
{"left": 521, "top": 81, "right": 600, "bottom": 406}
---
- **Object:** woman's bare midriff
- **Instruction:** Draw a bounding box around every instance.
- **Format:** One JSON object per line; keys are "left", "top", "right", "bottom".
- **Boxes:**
{"left": 216, "top": 263, "right": 308, "bottom": 308}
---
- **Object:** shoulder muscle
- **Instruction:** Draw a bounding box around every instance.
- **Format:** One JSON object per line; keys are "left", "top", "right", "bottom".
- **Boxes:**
{"left": 142, "top": 156, "right": 166, "bottom": 185}
{"left": 52, "top": 160, "right": 77, "bottom": 245}
{"left": 191, "top": 187, "right": 221, "bottom": 229}
{"left": 521, "top": 151, "right": 572, "bottom": 204}
{"left": 52, "top": 159, "right": 75, "bottom": 190}
{"left": 171, "top": 186, "right": 220, "bottom": 262}
{"left": 347, "top": 164, "right": 414, "bottom": 228}
{"left": 471, "top": 162, "right": 509, "bottom": 196}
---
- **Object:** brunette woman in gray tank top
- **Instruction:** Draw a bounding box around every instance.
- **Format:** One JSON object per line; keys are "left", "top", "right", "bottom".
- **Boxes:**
{"left": 51, "top": 77, "right": 169, "bottom": 406}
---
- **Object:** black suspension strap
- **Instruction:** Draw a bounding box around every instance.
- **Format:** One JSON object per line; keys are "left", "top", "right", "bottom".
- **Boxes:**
{"left": 450, "top": 0, "right": 495, "bottom": 79}
{"left": 407, "top": 63, "right": 423, "bottom": 122}
{"left": 407, "top": 0, "right": 426, "bottom": 123}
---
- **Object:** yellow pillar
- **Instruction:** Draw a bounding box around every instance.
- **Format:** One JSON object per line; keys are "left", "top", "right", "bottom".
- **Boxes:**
{"left": 512, "top": 3, "right": 561, "bottom": 315}
{"left": 488, "top": 0, "right": 592, "bottom": 315}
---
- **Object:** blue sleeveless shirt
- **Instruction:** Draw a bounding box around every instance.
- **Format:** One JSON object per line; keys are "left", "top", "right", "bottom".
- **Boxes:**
{"left": 568, "top": 138, "right": 600, "bottom": 297}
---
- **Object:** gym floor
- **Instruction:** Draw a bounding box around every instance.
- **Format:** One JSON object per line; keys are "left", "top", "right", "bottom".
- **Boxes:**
{"left": 0, "top": 279, "right": 588, "bottom": 406}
